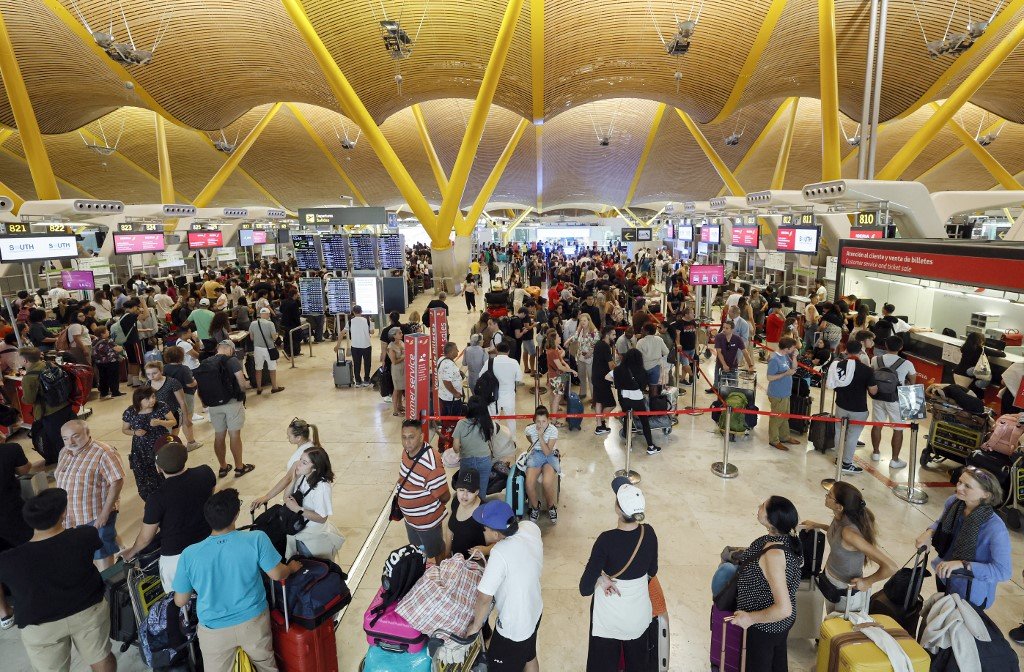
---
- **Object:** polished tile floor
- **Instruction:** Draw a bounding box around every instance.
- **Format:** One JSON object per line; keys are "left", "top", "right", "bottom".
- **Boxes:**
{"left": 1, "top": 288, "right": 1022, "bottom": 671}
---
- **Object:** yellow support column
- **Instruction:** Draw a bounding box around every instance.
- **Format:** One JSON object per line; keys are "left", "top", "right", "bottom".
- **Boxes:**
{"left": 879, "top": 20, "right": 1024, "bottom": 181}
{"left": 0, "top": 10, "right": 59, "bottom": 199}
{"left": 503, "top": 208, "right": 534, "bottom": 242}
{"left": 436, "top": 0, "right": 525, "bottom": 236}
{"left": 937, "top": 104, "right": 1023, "bottom": 190}
{"left": 282, "top": 0, "right": 438, "bottom": 241}
{"left": 624, "top": 104, "right": 666, "bottom": 208}
{"left": 412, "top": 104, "right": 450, "bottom": 193}
{"left": 154, "top": 114, "right": 176, "bottom": 203}
{"left": 285, "top": 103, "right": 368, "bottom": 205}
{"left": 818, "top": 0, "right": 842, "bottom": 181}
{"left": 530, "top": 0, "right": 544, "bottom": 124}
{"left": 462, "top": 119, "right": 530, "bottom": 235}
{"left": 676, "top": 109, "right": 745, "bottom": 196}
{"left": 194, "top": 103, "right": 281, "bottom": 208}
{"left": 772, "top": 99, "right": 800, "bottom": 190}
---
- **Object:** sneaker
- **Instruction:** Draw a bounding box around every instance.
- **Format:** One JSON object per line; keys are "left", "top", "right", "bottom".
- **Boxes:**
{"left": 889, "top": 459, "right": 907, "bottom": 469}
{"left": 191, "top": 413, "right": 205, "bottom": 422}
{"left": 548, "top": 506, "right": 558, "bottom": 524}
{"left": 871, "top": 452, "right": 881, "bottom": 461}
{"left": 529, "top": 507, "right": 540, "bottom": 523}
{"left": 594, "top": 425, "right": 611, "bottom": 435}
{"left": 0, "top": 613, "right": 13, "bottom": 630}
{"left": 99, "top": 394, "right": 111, "bottom": 400}
{"left": 186, "top": 441, "right": 203, "bottom": 452}
{"left": 841, "top": 462, "right": 864, "bottom": 474}
{"left": 383, "top": 396, "right": 393, "bottom": 403}
{"left": 1008, "top": 623, "right": 1024, "bottom": 644}
{"left": 856, "top": 441, "right": 866, "bottom": 447}
{"left": 647, "top": 445, "right": 662, "bottom": 455}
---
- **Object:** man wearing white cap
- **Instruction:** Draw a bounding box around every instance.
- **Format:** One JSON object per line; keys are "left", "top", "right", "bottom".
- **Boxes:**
{"left": 188, "top": 298, "right": 215, "bottom": 342}
{"left": 578, "top": 477, "right": 660, "bottom": 671}
{"left": 248, "top": 308, "right": 285, "bottom": 394}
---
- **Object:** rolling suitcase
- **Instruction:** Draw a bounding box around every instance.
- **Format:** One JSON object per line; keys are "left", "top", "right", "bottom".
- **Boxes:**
{"left": 869, "top": 547, "right": 929, "bottom": 637}
{"left": 102, "top": 560, "right": 140, "bottom": 652}
{"left": 270, "top": 581, "right": 339, "bottom": 672}
{"left": 360, "top": 644, "right": 432, "bottom": 671}
{"left": 817, "top": 589, "right": 928, "bottom": 672}
{"left": 504, "top": 454, "right": 527, "bottom": 518}
{"left": 363, "top": 586, "right": 427, "bottom": 653}
{"left": 18, "top": 472, "right": 48, "bottom": 501}
{"left": 61, "top": 362, "right": 94, "bottom": 412}
{"left": 244, "top": 353, "right": 270, "bottom": 390}
{"left": 333, "top": 348, "right": 353, "bottom": 388}
{"left": 791, "top": 529, "right": 827, "bottom": 641}
{"left": 710, "top": 605, "right": 745, "bottom": 672}
{"left": 566, "top": 385, "right": 583, "bottom": 431}
{"left": 809, "top": 413, "right": 836, "bottom": 452}
{"left": 650, "top": 614, "right": 670, "bottom": 672}
{"left": 789, "top": 394, "right": 813, "bottom": 435}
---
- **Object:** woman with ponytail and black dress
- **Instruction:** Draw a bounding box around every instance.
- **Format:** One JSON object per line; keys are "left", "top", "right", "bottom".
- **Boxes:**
{"left": 801, "top": 482, "right": 895, "bottom": 613}
{"left": 730, "top": 496, "right": 803, "bottom": 672}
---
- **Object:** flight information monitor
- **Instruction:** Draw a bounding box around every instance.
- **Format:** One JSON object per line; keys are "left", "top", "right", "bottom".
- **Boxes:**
{"left": 689, "top": 264, "right": 725, "bottom": 286}
{"left": 776, "top": 226, "right": 821, "bottom": 254}
{"left": 379, "top": 234, "right": 404, "bottom": 269}
{"left": 238, "top": 229, "right": 268, "bottom": 247}
{"left": 350, "top": 234, "right": 377, "bottom": 270}
{"left": 298, "top": 277, "right": 325, "bottom": 315}
{"left": 326, "top": 277, "right": 352, "bottom": 314}
{"left": 113, "top": 233, "right": 165, "bottom": 254}
{"left": 291, "top": 234, "right": 321, "bottom": 270}
{"left": 186, "top": 230, "right": 223, "bottom": 249}
{"left": 700, "top": 225, "right": 721, "bottom": 244}
{"left": 730, "top": 226, "right": 760, "bottom": 248}
{"left": 320, "top": 233, "right": 349, "bottom": 271}
{"left": 677, "top": 225, "right": 693, "bottom": 240}
{"left": 61, "top": 270, "right": 95, "bottom": 290}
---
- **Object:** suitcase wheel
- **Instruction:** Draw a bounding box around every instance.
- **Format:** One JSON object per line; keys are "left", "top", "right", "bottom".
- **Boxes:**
{"left": 1004, "top": 507, "right": 1022, "bottom": 531}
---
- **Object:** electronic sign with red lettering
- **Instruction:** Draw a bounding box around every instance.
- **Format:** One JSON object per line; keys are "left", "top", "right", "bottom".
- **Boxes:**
{"left": 776, "top": 226, "right": 820, "bottom": 254}
{"left": 849, "top": 226, "right": 887, "bottom": 240}
{"left": 113, "top": 233, "right": 165, "bottom": 254}
{"left": 187, "top": 230, "right": 224, "bottom": 249}
{"left": 730, "top": 226, "right": 760, "bottom": 248}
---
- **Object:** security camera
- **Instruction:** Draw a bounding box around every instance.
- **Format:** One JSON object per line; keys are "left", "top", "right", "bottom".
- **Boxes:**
{"left": 92, "top": 31, "right": 115, "bottom": 49}
{"left": 340, "top": 139, "right": 357, "bottom": 150}
{"left": 598, "top": 136, "right": 610, "bottom": 147}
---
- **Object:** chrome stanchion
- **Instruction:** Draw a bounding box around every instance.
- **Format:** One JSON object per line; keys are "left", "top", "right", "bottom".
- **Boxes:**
{"left": 712, "top": 406, "right": 739, "bottom": 479}
{"left": 685, "top": 350, "right": 701, "bottom": 415}
{"left": 288, "top": 325, "right": 311, "bottom": 369}
{"left": 615, "top": 411, "right": 641, "bottom": 484}
{"left": 821, "top": 417, "right": 849, "bottom": 490}
{"left": 818, "top": 383, "right": 828, "bottom": 414}
{"left": 892, "top": 423, "right": 928, "bottom": 504}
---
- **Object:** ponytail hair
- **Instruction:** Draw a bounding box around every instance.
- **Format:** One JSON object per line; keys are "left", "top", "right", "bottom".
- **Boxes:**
{"left": 831, "top": 481, "right": 877, "bottom": 545}
{"left": 288, "top": 418, "right": 322, "bottom": 450}
{"left": 765, "top": 495, "right": 803, "bottom": 558}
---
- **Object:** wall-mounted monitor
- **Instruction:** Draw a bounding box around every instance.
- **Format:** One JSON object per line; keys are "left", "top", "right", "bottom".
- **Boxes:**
{"left": 776, "top": 226, "right": 821, "bottom": 254}
{"left": 849, "top": 226, "right": 889, "bottom": 240}
{"left": 677, "top": 225, "right": 693, "bottom": 241}
{"left": 113, "top": 233, "right": 165, "bottom": 254}
{"left": 320, "top": 233, "right": 349, "bottom": 271}
{"left": 186, "top": 230, "right": 224, "bottom": 249}
{"left": 291, "top": 233, "right": 321, "bottom": 271}
{"left": 238, "top": 229, "right": 268, "bottom": 247}
{"left": 689, "top": 264, "right": 726, "bottom": 286}
{"left": 700, "top": 225, "right": 721, "bottom": 244}
{"left": 61, "top": 270, "right": 95, "bottom": 290}
{"left": 730, "top": 226, "right": 760, "bottom": 249}
{"left": 0, "top": 234, "right": 78, "bottom": 262}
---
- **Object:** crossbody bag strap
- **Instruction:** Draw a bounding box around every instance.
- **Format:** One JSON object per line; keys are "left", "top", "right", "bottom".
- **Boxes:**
{"left": 258, "top": 320, "right": 274, "bottom": 349}
{"left": 609, "top": 525, "right": 646, "bottom": 579}
{"left": 395, "top": 444, "right": 430, "bottom": 494}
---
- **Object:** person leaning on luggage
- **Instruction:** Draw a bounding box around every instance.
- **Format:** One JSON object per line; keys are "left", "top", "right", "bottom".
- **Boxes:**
{"left": 914, "top": 466, "right": 1012, "bottom": 610}
{"left": 0, "top": 488, "right": 117, "bottom": 672}
{"left": 729, "top": 496, "right": 803, "bottom": 672}
{"left": 765, "top": 337, "right": 802, "bottom": 452}
{"left": 579, "top": 478, "right": 659, "bottom": 672}
{"left": 800, "top": 482, "right": 895, "bottom": 613}
{"left": 172, "top": 488, "right": 302, "bottom": 672}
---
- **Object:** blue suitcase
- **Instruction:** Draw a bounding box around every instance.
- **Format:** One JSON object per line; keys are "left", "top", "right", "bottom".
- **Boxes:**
{"left": 505, "top": 457, "right": 527, "bottom": 518}
{"left": 566, "top": 390, "right": 584, "bottom": 431}
{"left": 360, "top": 643, "right": 432, "bottom": 671}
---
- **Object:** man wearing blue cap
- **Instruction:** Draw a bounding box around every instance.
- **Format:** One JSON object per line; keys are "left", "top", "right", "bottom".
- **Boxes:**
{"left": 468, "top": 500, "right": 543, "bottom": 672}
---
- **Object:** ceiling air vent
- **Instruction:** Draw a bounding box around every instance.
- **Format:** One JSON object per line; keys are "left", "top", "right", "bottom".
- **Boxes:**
{"left": 73, "top": 200, "right": 124, "bottom": 213}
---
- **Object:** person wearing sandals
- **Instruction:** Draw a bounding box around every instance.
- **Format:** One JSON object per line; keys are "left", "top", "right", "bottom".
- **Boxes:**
{"left": 388, "top": 327, "right": 407, "bottom": 416}
{"left": 251, "top": 418, "right": 323, "bottom": 514}
{"left": 143, "top": 361, "right": 201, "bottom": 451}
{"left": 248, "top": 307, "right": 285, "bottom": 394}
{"left": 610, "top": 349, "right": 659, "bottom": 455}
{"left": 544, "top": 331, "right": 575, "bottom": 423}
{"left": 800, "top": 482, "right": 895, "bottom": 613}
{"left": 524, "top": 406, "right": 560, "bottom": 525}
{"left": 206, "top": 340, "right": 255, "bottom": 480}
{"left": 579, "top": 477, "right": 659, "bottom": 672}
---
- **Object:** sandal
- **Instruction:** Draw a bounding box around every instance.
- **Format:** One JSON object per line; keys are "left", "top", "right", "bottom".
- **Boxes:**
{"left": 217, "top": 465, "right": 231, "bottom": 479}
{"left": 234, "top": 464, "right": 256, "bottom": 478}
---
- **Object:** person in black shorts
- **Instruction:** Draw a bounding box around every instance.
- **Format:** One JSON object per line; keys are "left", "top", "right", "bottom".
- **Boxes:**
{"left": 0, "top": 442, "right": 33, "bottom": 628}
{"left": 672, "top": 307, "right": 698, "bottom": 386}
{"left": 592, "top": 327, "right": 617, "bottom": 436}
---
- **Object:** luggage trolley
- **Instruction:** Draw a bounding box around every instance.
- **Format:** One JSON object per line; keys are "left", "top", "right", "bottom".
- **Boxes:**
{"left": 125, "top": 553, "right": 203, "bottom": 671}
{"left": 427, "top": 630, "right": 487, "bottom": 672}
{"left": 920, "top": 399, "right": 992, "bottom": 469}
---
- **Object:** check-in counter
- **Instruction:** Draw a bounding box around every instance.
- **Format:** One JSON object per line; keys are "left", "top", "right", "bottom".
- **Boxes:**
{"left": 904, "top": 331, "right": 1024, "bottom": 411}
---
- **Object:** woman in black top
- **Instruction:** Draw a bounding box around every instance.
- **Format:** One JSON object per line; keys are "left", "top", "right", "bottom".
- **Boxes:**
{"left": 732, "top": 496, "right": 803, "bottom": 672}
{"left": 610, "top": 348, "right": 658, "bottom": 454}
{"left": 953, "top": 331, "right": 984, "bottom": 388}
{"left": 447, "top": 469, "right": 488, "bottom": 560}
{"left": 580, "top": 477, "right": 658, "bottom": 672}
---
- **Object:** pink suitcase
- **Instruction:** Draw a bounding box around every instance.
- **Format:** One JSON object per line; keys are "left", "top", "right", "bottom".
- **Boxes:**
{"left": 710, "top": 605, "right": 746, "bottom": 671}
{"left": 363, "top": 586, "right": 427, "bottom": 653}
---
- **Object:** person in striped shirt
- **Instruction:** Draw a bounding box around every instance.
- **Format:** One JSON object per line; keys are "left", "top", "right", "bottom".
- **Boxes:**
{"left": 397, "top": 420, "right": 450, "bottom": 563}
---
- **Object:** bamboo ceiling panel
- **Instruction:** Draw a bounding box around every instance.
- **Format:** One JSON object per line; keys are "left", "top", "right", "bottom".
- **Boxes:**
{"left": 979, "top": 119, "right": 1024, "bottom": 186}
{"left": 731, "top": 105, "right": 794, "bottom": 189}
{"left": 543, "top": 0, "right": 765, "bottom": 123}
{"left": 164, "top": 120, "right": 246, "bottom": 201}
{"left": 953, "top": 28, "right": 1024, "bottom": 123}
{"left": 0, "top": 147, "right": 42, "bottom": 200}
{"left": 918, "top": 145, "right": 1009, "bottom": 192}
{"left": 302, "top": 0, "right": 533, "bottom": 123}
{"left": 490, "top": 125, "right": 535, "bottom": 208}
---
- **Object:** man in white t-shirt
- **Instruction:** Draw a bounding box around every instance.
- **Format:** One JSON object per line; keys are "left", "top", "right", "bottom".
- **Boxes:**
{"left": 482, "top": 341, "right": 523, "bottom": 435}
{"left": 869, "top": 335, "right": 917, "bottom": 469}
{"left": 468, "top": 500, "right": 543, "bottom": 672}
{"left": 436, "top": 342, "right": 464, "bottom": 417}
{"left": 340, "top": 305, "right": 374, "bottom": 387}
{"left": 176, "top": 326, "right": 202, "bottom": 371}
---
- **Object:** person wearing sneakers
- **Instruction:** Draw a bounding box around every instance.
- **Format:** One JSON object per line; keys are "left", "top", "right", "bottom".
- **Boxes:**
{"left": 765, "top": 337, "right": 802, "bottom": 452}
{"left": 340, "top": 305, "right": 374, "bottom": 387}
{"left": 524, "top": 406, "right": 561, "bottom": 525}
{"left": 868, "top": 335, "right": 917, "bottom": 470}
{"left": 591, "top": 327, "right": 617, "bottom": 436}
{"left": 827, "top": 341, "right": 877, "bottom": 475}
{"left": 579, "top": 477, "right": 659, "bottom": 672}
{"left": 467, "top": 500, "right": 544, "bottom": 672}
{"left": 248, "top": 307, "right": 285, "bottom": 395}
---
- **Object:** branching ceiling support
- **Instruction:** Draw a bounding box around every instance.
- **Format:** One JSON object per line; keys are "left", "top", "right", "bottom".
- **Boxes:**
{"left": 462, "top": 119, "right": 531, "bottom": 236}
{"left": 818, "top": 0, "right": 842, "bottom": 181}
{"left": 772, "top": 99, "right": 800, "bottom": 190}
{"left": 676, "top": 109, "right": 745, "bottom": 196}
{"left": 934, "top": 104, "right": 1023, "bottom": 190}
{"left": 194, "top": 103, "right": 281, "bottom": 208}
{"left": 285, "top": 103, "right": 368, "bottom": 206}
{"left": 623, "top": 103, "right": 666, "bottom": 208}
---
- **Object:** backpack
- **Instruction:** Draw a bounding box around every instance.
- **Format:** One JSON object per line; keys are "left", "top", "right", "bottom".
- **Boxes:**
{"left": 474, "top": 365, "right": 499, "bottom": 406}
{"left": 193, "top": 354, "right": 242, "bottom": 407}
{"left": 54, "top": 327, "right": 71, "bottom": 352}
{"left": 31, "top": 362, "right": 73, "bottom": 407}
{"left": 981, "top": 414, "right": 1024, "bottom": 456}
{"left": 873, "top": 355, "right": 906, "bottom": 403}
{"left": 368, "top": 545, "right": 427, "bottom": 627}
{"left": 139, "top": 593, "right": 196, "bottom": 668}
{"left": 871, "top": 317, "right": 895, "bottom": 341}
{"left": 717, "top": 391, "right": 749, "bottom": 434}
{"left": 826, "top": 359, "right": 858, "bottom": 390}
{"left": 273, "top": 557, "right": 351, "bottom": 629}
{"left": 111, "top": 317, "right": 134, "bottom": 346}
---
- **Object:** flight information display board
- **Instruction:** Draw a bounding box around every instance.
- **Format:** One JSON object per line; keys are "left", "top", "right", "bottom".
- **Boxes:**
{"left": 379, "top": 234, "right": 404, "bottom": 269}
{"left": 298, "top": 277, "right": 324, "bottom": 315}
{"left": 61, "top": 270, "right": 95, "bottom": 290}
{"left": 320, "top": 233, "right": 349, "bottom": 271}
{"left": 677, "top": 225, "right": 693, "bottom": 240}
{"left": 291, "top": 234, "right": 321, "bottom": 270}
{"left": 350, "top": 234, "right": 377, "bottom": 270}
{"left": 239, "top": 229, "right": 268, "bottom": 247}
{"left": 326, "top": 277, "right": 352, "bottom": 314}
{"left": 187, "top": 231, "right": 223, "bottom": 249}
{"left": 776, "top": 226, "right": 821, "bottom": 254}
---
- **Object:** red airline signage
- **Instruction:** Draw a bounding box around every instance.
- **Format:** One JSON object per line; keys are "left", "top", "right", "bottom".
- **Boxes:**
{"left": 700, "top": 225, "right": 720, "bottom": 244}
{"left": 730, "top": 226, "right": 759, "bottom": 248}
{"left": 187, "top": 230, "right": 224, "bottom": 249}
{"left": 849, "top": 227, "right": 886, "bottom": 240}
{"left": 776, "top": 227, "right": 820, "bottom": 254}
{"left": 113, "top": 233, "right": 166, "bottom": 254}
{"left": 840, "top": 246, "right": 1024, "bottom": 292}
{"left": 689, "top": 264, "right": 725, "bottom": 286}
{"left": 404, "top": 333, "right": 431, "bottom": 421}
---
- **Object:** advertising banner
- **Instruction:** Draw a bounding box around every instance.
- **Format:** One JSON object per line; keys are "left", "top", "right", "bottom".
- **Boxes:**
{"left": 429, "top": 307, "right": 449, "bottom": 415}
{"left": 840, "top": 246, "right": 1024, "bottom": 292}
{"left": 689, "top": 264, "right": 725, "bottom": 286}
{"left": 405, "top": 333, "right": 431, "bottom": 422}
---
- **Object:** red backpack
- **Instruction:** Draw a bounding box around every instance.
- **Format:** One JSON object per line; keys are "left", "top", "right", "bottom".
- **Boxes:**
{"left": 981, "top": 413, "right": 1024, "bottom": 456}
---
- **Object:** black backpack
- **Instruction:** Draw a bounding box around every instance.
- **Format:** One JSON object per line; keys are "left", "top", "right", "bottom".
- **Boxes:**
{"left": 367, "top": 545, "right": 426, "bottom": 626}
{"left": 873, "top": 355, "right": 906, "bottom": 402}
{"left": 32, "top": 362, "right": 73, "bottom": 407}
{"left": 871, "top": 317, "right": 896, "bottom": 341}
{"left": 474, "top": 365, "right": 500, "bottom": 406}
{"left": 193, "top": 354, "right": 242, "bottom": 407}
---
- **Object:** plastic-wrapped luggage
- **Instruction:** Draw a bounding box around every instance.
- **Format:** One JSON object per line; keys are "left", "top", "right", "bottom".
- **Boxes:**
{"left": 817, "top": 589, "right": 929, "bottom": 672}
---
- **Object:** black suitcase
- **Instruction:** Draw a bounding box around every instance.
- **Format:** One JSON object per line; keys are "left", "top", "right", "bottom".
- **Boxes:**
{"left": 953, "top": 450, "right": 1014, "bottom": 497}
{"left": 809, "top": 413, "right": 836, "bottom": 452}
{"left": 929, "top": 602, "right": 1020, "bottom": 672}
{"left": 871, "top": 546, "right": 929, "bottom": 636}
{"left": 797, "top": 528, "right": 825, "bottom": 580}
{"left": 244, "top": 353, "right": 271, "bottom": 390}
{"left": 789, "top": 395, "right": 812, "bottom": 434}
{"left": 103, "top": 561, "right": 139, "bottom": 651}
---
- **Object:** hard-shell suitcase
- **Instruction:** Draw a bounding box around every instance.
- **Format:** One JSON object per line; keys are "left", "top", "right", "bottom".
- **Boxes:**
{"left": 650, "top": 614, "right": 669, "bottom": 672}
{"left": 363, "top": 586, "right": 427, "bottom": 653}
{"left": 791, "top": 578, "right": 827, "bottom": 641}
{"left": 505, "top": 457, "right": 527, "bottom": 518}
{"left": 566, "top": 387, "right": 583, "bottom": 431}
{"left": 244, "top": 353, "right": 270, "bottom": 390}
{"left": 810, "top": 413, "right": 837, "bottom": 452}
{"left": 333, "top": 348, "right": 353, "bottom": 388}
{"left": 270, "top": 580, "right": 338, "bottom": 672}
{"left": 710, "top": 605, "right": 745, "bottom": 672}
{"left": 817, "top": 591, "right": 928, "bottom": 672}
{"left": 102, "top": 561, "right": 140, "bottom": 651}
{"left": 360, "top": 643, "right": 432, "bottom": 671}
{"left": 789, "top": 394, "right": 813, "bottom": 435}
{"left": 18, "top": 471, "right": 48, "bottom": 501}
{"left": 61, "top": 362, "right": 94, "bottom": 412}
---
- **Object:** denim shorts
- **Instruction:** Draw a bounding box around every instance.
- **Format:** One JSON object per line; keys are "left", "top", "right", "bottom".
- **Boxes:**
{"left": 88, "top": 511, "right": 120, "bottom": 560}
{"left": 526, "top": 450, "right": 560, "bottom": 472}
{"left": 646, "top": 366, "right": 661, "bottom": 385}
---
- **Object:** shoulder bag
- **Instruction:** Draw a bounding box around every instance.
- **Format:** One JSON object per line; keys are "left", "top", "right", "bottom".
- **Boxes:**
{"left": 390, "top": 444, "right": 430, "bottom": 522}
{"left": 713, "top": 542, "right": 782, "bottom": 612}
{"left": 258, "top": 320, "right": 280, "bottom": 361}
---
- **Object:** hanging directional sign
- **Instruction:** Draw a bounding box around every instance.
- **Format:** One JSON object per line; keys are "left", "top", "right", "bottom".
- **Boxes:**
{"left": 621, "top": 228, "right": 638, "bottom": 242}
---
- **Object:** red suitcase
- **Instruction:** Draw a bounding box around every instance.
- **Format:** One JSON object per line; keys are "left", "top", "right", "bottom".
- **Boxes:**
{"left": 270, "top": 581, "right": 338, "bottom": 672}
{"left": 61, "top": 363, "right": 94, "bottom": 413}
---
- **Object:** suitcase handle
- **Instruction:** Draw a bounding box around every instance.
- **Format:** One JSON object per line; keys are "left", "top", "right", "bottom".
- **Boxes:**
{"left": 721, "top": 616, "right": 747, "bottom": 671}
{"left": 337, "top": 348, "right": 346, "bottom": 363}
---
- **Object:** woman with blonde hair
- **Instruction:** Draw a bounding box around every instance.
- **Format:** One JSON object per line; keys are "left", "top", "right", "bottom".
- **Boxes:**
{"left": 252, "top": 418, "right": 323, "bottom": 511}
{"left": 566, "top": 313, "right": 600, "bottom": 400}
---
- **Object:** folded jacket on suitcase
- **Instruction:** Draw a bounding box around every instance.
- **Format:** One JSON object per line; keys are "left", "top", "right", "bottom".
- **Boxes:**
{"left": 817, "top": 613, "right": 929, "bottom": 672}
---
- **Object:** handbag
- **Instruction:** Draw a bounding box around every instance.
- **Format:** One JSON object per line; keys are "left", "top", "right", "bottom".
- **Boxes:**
{"left": 972, "top": 349, "right": 992, "bottom": 383}
{"left": 814, "top": 573, "right": 855, "bottom": 603}
{"left": 712, "top": 543, "right": 780, "bottom": 612}
{"left": 649, "top": 575, "right": 666, "bottom": 617}
{"left": 283, "top": 477, "right": 311, "bottom": 534}
{"left": 390, "top": 444, "right": 430, "bottom": 522}
{"left": 258, "top": 321, "right": 279, "bottom": 361}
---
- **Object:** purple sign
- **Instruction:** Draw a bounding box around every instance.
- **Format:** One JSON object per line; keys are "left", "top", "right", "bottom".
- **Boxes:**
{"left": 61, "top": 270, "right": 95, "bottom": 290}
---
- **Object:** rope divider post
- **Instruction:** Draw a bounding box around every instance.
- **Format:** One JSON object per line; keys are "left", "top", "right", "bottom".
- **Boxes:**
{"left": 821, "top": 416, "right": 849, "bottom": 490}
{"left": 712, "top": 405, "right": 739, "bottom": 479}
{"left": 615, "top": 410, "right": 641, "bottom": 484}
{"left": 892, "top": 422, "right": 928, "bottom": 504}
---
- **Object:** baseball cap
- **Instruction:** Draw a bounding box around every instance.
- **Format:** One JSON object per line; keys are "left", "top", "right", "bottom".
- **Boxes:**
{"left": 472, "top": 500, "right": 515, "bottom": 532}
{"left": 199, "top": 298, "right": 210, "bottom": 306}
{"left": 456, "top": 469, "right": 480, "bottom": 493}
{"left": 611, "top": 477, "right": 645, "bottom": 517}
{"left": 259, "top": 307, "right": 271, "bottom": 315}
{"left": 155, "top": 441, "right": 187, "bottom": 474}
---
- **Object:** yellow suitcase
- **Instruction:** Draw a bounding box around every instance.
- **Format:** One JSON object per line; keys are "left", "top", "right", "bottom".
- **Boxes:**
{"left": 816, "top": 614, "right": 930, "bottom": 672}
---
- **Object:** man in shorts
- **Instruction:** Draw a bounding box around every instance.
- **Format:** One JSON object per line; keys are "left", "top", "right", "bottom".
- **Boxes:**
{"left": 396, "top": 420, "right": 450, "bottom": 563}
{"left": 869, "top": 335, "right": 916, "bottom": 469}
{"left": 204, "top": 340, "right": 254, "bottom": 479}
{"left": 248, "top": 307, "right": 285, "bottom": 394}
{"left": 468, "top": 500, "right": 543, "bottom": 672}
{"left": 0, "top": 488, "right": 117, "bottom": 672}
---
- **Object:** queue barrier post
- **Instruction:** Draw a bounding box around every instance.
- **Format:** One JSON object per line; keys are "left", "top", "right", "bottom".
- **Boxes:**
{"left": 614, "top": 411, "right": 641, "bottom": 485}
{"left": 712, "top": 406, "right": 739, "bottom": 479}
{"left": 821, "top": 417, "right": 849, "bottom": 490}
{"left": 892, "top": 423, "right": 928, "bottom": 505}
{"left": 288, "top": 324, "right": 312, "bottom": 368}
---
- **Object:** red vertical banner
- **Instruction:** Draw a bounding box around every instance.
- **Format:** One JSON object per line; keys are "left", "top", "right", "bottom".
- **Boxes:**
{"left": 429, "top": 307, "right": 449, "bottom": 420}
{"left": 405, "top": 333, "right": 430, "bottom": 421}
{"left": 1015, "top": 378, "right": 1024, "bottom": 410}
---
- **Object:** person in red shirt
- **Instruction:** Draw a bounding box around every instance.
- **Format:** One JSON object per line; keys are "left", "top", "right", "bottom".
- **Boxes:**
{"left": 763, "top": 303, "right": 787, "bottom": 360}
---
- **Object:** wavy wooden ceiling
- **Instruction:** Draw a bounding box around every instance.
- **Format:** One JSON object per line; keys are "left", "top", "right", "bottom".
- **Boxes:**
{"left": 0, "top": 1, "right": 1021, "bottom": 213}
